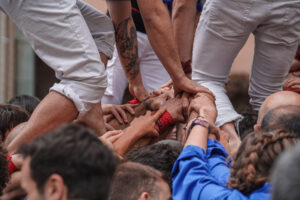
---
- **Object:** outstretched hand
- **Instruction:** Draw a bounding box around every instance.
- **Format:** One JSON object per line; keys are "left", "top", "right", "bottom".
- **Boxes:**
{"left": 128, "top": 108, "right": 166, "bottom": 138}
{"left": 102, "top": 104, "right": 136, "bottom": 124}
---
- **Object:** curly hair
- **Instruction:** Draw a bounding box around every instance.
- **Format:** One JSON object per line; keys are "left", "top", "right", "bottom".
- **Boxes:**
{"left": 227, "top": 130, "right": 298, "bottom": 195}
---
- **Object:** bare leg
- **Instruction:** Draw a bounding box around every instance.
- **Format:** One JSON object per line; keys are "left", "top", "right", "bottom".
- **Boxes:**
{"left": 7, "top": 92, "right": 78, "bottom": 154}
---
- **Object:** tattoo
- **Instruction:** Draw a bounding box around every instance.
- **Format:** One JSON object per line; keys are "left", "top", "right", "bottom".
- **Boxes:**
{"left": 115, "top": 17, "right": 140, "bottom": 81}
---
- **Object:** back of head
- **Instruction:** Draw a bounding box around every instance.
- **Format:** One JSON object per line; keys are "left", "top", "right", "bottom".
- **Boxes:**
{"left": 8, "top": 94, "right": 40, "bottom": 115}
{"left": 271, "top": 143, "right": 300, "bottom": 200}
{"left": 0, "top": 104, "right": 29, "bottom": 141}
{"left": 228, "top": 130, "right": 298, "bottom": 195}
{"left": 124, "top": 140, "right": 183, "bottom": 186}
{"left": 261, "top": 105, "right": 300, "bottom": 137}
{"left": 257, "top": 91, "right": 300, "bottom": 125}
{"left": 109, "top": 162, "right": 168, "bottom": 200}
{"left": 0, "top": 142, "right": 9, "bottom": 196}
{"left": 19, "top": 123, "right": 117, "bottom": 200}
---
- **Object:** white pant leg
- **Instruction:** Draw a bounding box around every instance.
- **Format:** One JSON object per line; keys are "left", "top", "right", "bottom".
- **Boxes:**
{"left": 249, "top": 0, "right": 300, "bottom": 110}
{"left": 0, "top": 0, "right": 107, "bottom": 113}
{"left": 102, "top": 50, "right": 128, "bottom": 105}
{"left": 76, "top": 0, "right": 115, "bottom": 58}
{"left": 192, "top": 0, "right": 252, "bottom": 127}
{"left": 138, "top": 32, "right": 170, "bottom": 92}
{"left": 102, "top": 31, "right": 170, "bottom": 104}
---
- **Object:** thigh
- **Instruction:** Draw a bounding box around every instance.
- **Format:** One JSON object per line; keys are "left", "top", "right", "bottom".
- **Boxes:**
{"left": 1, "top": 0, "right": 105, "bottom": 82}
{"left": 77, "top": 0, "right": 115, "bottom": 58}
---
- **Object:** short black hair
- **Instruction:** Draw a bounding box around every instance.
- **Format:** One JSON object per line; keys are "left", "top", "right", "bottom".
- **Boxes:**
{"left": 124, "top": 140, "right": 183, "bottom": 187}
{"left": 261, "top": 105, "right": 300, "bottom": 137}
{"left": 19, "top": 124, "right": 117, "bottom": 200}
{"left": 8, "top": 94, "right": 40, "bottom": 115}
{"left": 271, "top": 143, "right": 300, "bottom": 200}
{"left": 0, "top": 104, "right": 29, "bottom": 141}
{"left": 0, "top": 142, "right": 9, "bottom": 196}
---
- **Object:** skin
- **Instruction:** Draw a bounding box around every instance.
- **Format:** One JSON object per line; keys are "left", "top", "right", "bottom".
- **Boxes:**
{"left": 112, "top": 108, "right": 166, "bottom": 156}
{"left": 107, "top": 1, "right": 148, "bottom": 101}
{"left": 172, "top": 0, "right": 197, "bottom": 63}
{"left": 7, "top": 92, "right": 78, "bottom": 154}
{"left": 21, "top": 158, "right": 68, "bottom": 200}
{"left": 254, "top": 91, "right": 300, "bottom": 130}
{"left": 109, "top": 0, "right": 213, "bottom": 98}
{"left": 137, "top": 179, "right": 171, "bottom": 200}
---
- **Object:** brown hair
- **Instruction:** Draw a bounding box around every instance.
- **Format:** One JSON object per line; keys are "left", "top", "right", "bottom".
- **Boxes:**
{"left": 109, "top": 162, "right": 167, "bottom": 200}
{"left": 227, "top": 130, "right": 298, "bottom": 195}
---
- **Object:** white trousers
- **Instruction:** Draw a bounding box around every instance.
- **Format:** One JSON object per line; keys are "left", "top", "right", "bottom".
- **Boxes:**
{"left": 193, "top": 0, "right": 300, "bottom": 127}
{"left": 0, "top": 0, "right": 115, "bottom": 113}
{"left": 102, "top": 32, "right": 170, "bottom": 105}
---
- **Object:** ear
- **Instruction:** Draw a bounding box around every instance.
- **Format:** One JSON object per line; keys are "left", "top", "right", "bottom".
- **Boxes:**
{"left": 254, "top": 124, "right": 260, "bottom": 131}
{"left": 138, "top": 192, "right": 151, "bottom": 200}
{"left": 44, "top": 174, "right": 67, "bottom": 200}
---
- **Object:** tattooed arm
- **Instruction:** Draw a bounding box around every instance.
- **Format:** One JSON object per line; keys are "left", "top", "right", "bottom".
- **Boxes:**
{"left": 107, "top": 1, "right": 148, "bottom": 101}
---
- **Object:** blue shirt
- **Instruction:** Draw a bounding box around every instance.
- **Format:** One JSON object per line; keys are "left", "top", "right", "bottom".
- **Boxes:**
{"left": 172, "top": 139, "right": 271, "bottom": 200}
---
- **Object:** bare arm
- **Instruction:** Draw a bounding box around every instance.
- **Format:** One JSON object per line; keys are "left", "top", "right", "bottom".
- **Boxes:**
{"left": 108, "top": 1, "right": 148, "bottom": 101}
{"left": 172, "top": 0, "right": 197, "bottom": 63}
{"left": 137, "top": 0, "right": 212, "bottom": 95}
{"left": 113, "top": 109, "right": 165, "bottom": 156}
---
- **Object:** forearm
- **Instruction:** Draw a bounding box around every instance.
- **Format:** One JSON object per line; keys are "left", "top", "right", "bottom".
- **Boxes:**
{"left": 137, "top": 0, "right": 185, "bottom": 81}
{"left": 185, "top": 111, "right": 209, "bottom": 150}
{"left": 172, "top": 0, "right": 197, "bottom": 62}
{"left": 108, "top": 1, "right": 143, "bottom": 85}
{"left": 113, "top": 126, "right": 145, "bottom": 156}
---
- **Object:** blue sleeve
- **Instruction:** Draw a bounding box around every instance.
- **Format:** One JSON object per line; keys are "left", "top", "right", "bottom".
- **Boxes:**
{"left": 206, "top": 139, "right": 231, "bottom": 186}
{"left": 172, "top": 145, "right": 249, "bottom": 200}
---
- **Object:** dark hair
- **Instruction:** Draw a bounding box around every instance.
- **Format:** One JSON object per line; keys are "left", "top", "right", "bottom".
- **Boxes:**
{"left": 228, "top": 130, "right": 298, "bottom": 195}
{"left": 0, "top": 142, "right": 9, "bottom": 196}
{"left": 261, "top": 105, "right": 300, "bottom": 137}
{"left": 271, "top": 143, "right": 300, "bottom": 200}
{"left": 8, "top": 95, "right": 40, "bottom": 115}
{"left": 0, "top": 104, "right": 29, "bottom": 141}
{"left": 109, "top": 162, "right": 165, "bottom": 200}
{"left": 124, "top": 140, "right": 183, "bottom": 187}
{"left": 19, "top": 124, "right": 117, "bottom": 200}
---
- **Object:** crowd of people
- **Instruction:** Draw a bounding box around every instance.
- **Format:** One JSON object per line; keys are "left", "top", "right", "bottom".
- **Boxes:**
{"left": 0, "top": 0, "right": 300, "bottom": 199}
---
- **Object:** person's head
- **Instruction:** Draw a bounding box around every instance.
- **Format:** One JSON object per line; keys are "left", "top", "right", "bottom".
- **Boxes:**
{"left": 124, "top": 140, "right": 183, "bottom": 187}
{"left": 19, "top": 124, "right": 117, "bottom": 200}
{"left": 0, "top": 104, "right": 29, "bottom": 141}
{"left": 255, "top": 91, "right": 300, "bottom": 130}
{"left": 8, "top": 94, "right": 40, "bottom": 115}
{"left": 0, "top": 142, "right": 9, "bottom": 196}
{"left": 227, "top": 130, "right": 298, "bottom": 195}
{"left": 271, "top": 143, "right": 300, "bottom": 200}
{"left": 261, "top": 105, "right": 300, "bottom": 137}
{"left": 109, "top": 162, "right": 171, "bottom": 200}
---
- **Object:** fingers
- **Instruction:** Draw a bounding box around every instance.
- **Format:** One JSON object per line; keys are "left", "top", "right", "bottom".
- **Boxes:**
{"left": 107, "top": 131, "right": 124, "bottom": 143}
{"left": 109, "top": 107, "right": 124, "bottom": 124}
{"left": 115, "top": 106, "right": 128, "bottom": 123}
{"left": 122, "top": 104, "right": 135, "bottom": 115}
{"left": 181, "top": 92, "right": 190, "bottom": 119}
{"left": 105, "top": 123, "right": 115, "bottom": 131}
{"left": 293, "top": 71, "right": 300, "bottom": 77}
